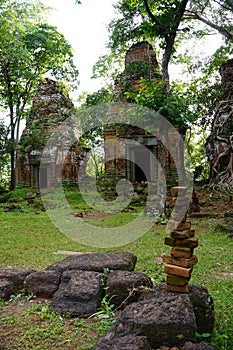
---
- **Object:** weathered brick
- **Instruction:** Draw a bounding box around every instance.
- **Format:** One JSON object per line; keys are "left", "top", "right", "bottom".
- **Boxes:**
{"left": 166, "top": 275, "right": 190, "bottom": 286}
{"left": 166, "top": 283, "right": 189, "bottom": 293}
{"left": 162, "top": 253, "right": 198, "bottom": 268}
{"left": 176, "top": 238, "right": 198, "bottom": 249}
{"left": 171, "top": 247, "right": 194, "bottom": 259}
{"left": 165, "top": 237, "right": 198, "bottom": 249}
{"left": 171, "top": 230, "right": 195, "bottom": 240}
{"left": 164, "top": 264, "right": 193, "bottom": 278}
{"left": 164, "top": 236, "right": 176, "bottom": 247}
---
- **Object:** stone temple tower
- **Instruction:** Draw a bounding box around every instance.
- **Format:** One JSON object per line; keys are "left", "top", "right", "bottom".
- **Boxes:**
{"left": 17, "top": 79, "right": 86, "bottom": 189}
{"left": 206, "top": 59, "right": 233, "bottom": 192}
{"left": 104, "top": 41, "right": 184, "bottom": 191}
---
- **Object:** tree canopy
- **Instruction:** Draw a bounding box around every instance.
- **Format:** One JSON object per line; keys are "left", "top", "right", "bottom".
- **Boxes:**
{"left": 93, "top": 0, "right": 232, "bottom": 85}
{"left": 0, "top": 0, "right": 79, "bottom": 189}
{"left": 90, "top": 0, "right": 232, "bottom": 182}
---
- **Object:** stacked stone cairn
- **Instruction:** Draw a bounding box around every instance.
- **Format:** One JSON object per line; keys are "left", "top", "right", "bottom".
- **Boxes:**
{"left": 162, "top": 186, "right": 198, "bottom": 293}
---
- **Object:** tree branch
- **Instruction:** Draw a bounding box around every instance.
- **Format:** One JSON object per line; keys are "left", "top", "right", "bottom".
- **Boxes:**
{"left": 212, "top": 0, "right": 233, "bottom": 12}
{"left": 143, "top": 0, "right": 164, "bottom": 30}
{"left": 185, "top": 10, "right": 233, "bottom": 40}
{"left": 225, "top": 0, "right": 233, "bottom": 12}
{"left": 175, "top": 0, "right": 190, "bottom": 24}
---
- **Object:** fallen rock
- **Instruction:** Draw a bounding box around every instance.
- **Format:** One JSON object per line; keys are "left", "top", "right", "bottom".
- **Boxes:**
{"left": 106, "top": 270, "right": 153, "bottom": 309}
{"left": 188, "top": 284, "right": 215, "bottom": 334}
{"left": 0, "top": 267, "right": 35, "bottom": 293}
{"left": 24, "top": 270, "right": 61, "bottom": 298}
{"left": 100, "top": 292, "right": 196, "bottom": 348}
{"left": 50, "top": 270, "right": 103, "bottom": 317}
{"left": 46, "top": 252, "right": 137, "bottom": 273}
{"left": 0, "top": 278, "right": 14, "bottom": 300}
{"left": 139, "top": 284, "right": 214, "bottom": 335}
{"left": 93, "top": 334, "right": 152, "bottom": 350}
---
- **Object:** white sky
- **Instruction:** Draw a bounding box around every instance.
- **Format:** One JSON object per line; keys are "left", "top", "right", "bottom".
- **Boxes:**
{"left": 42, "top": 0, "right": 117, "bottom": 96}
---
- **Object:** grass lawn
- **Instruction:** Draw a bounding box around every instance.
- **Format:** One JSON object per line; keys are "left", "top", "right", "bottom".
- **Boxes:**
{"left": 0, "top": 187, "right": 232, "bottom": 349}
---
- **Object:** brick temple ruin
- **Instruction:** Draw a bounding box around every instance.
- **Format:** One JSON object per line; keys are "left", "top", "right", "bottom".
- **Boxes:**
{"left": 17, "top": 79, "right": 86, "bottom": 188}
{"left": 206, "top": 58, "right": 233, "bottom": 192}
{"left": 17, "top": 43, "right": 232, "bottom": 194}
{"left": 17, "top": 42, "right": 186, "bottom": 190}
{"left": 104, "top": 41, "right": 185, "bottom": 186}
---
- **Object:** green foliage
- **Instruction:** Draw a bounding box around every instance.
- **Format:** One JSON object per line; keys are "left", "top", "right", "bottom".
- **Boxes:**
{"left": 108, "top": 0, "right": 233, "bottom": 55}
{"left": 0, "top": 188, "right": 35, "bottom": 203}
{"left": 90, "top": 287, "right": 115, "bottom": 318}
{"left": 123, "top": 77, "right": 197, "bottom": 131}
{"left": 0, "top": 0, "right": 79, "bottom": 189}
{"left": 77, "top": 88, "right": 113, "bottom": 178}
{"left": 85, "top": 88, "right": 113, "bottom": 107}
{"left": 92, "top": 52, "right": 125, "bottom": 82}
{"left": 0, "top": 119, "right": 10, "bottom": 189}
{"left": 185, "top": 128, "right": 210, "bottom": 181}
{"left": 10, "top": 290, "right": 36, "bottom": 303}
{"left": 18, "top": 124, "right": 48, "bottom": 157}
{"left": 187, "top": 0, "right": 233, "bottom": 41}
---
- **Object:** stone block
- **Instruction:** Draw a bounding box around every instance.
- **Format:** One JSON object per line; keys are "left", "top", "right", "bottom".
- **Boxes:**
{"left": 139, "top": 284, "right": 215, "bottom": 336}
{"left": 189, "top": 284, "right": 215, "bottom": 334}
{"left": 176, "top": 238, "right": 198, "bottom": 249}
{"left": 46, "top": 252, "right": 137, "bottom": 273}
{"left": 164, "top": 237, "right": 176, "bottom": 246}
{"left": 0, "top": 267, "right": 35, "bottom": 293}
{"left": 166, "top": 283, "right": 189, "bottom": 293}
{"left": 50, "top": 270, "right": 103, "bottom": 317}
{"left": 171, "top": 248, "right": 194, "bottom": 259}
{"left": 162, "top": 254, "right": 198, "bottom": 268}
{"left": 171, "top": 230, "right": 195, "bottom": 240}
{"left": 164, "top": 264, "right": 193, "bottom": 278}
{"left": 24, "top": 270, "right": 61, "bottom": 298}
{"left": 181, "top": 341, "right": 217, "bottom": 350}
{"left": 165, "top": 237, "right": 198, "bottom": 249}
{"left": 93, "top": 334, "right": 152, "bottom": 350}
{"left": 0, "top": 278, "right": 14, "bottom": 300}
{"left": 166, "top": 275, "right": 189, "bottom": 286}
{"left": 106, "top": 270, "right": 153, "bottom": 309}
{"left": 107, "top": 292, "right": 197, "bottom": 348}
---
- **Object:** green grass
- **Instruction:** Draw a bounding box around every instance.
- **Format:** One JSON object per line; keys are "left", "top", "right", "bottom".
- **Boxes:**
{"left": 0, "top": 188, "right": 233, "bottom": 349}
{"left": 0, "top": 298, "right": 114, "bottom": 350}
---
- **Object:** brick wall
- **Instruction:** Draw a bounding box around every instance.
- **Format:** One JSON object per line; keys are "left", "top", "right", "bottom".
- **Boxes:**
{"left": 17, "top": 79, "right": 84, "bottom": 189}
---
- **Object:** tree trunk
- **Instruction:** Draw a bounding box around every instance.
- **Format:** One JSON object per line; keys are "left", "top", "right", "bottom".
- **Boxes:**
{"left": 161, "top": 0, "right": 189, "bottom": 89}
{"left": 161, "top": 35, "right": 176, "bottom": 90}
{"left": 10, "top": 113, "right": 15, "bottom": 191}
{"left": 3, "top": 61, "right": 16, "bottom": 191}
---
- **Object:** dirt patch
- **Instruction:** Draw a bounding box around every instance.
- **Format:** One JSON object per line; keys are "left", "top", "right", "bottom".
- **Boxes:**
{"left": 0, "top": 297, "right": 101, "bottom": 350}
{"left": 73, "top": 211, "right": 114, "bottom": 220}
